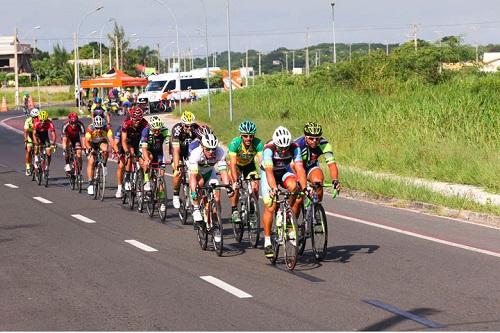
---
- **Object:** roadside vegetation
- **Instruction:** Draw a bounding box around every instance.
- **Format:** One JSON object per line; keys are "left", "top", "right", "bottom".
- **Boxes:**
{"left": 188, "top": 40, "right": 499, "bottom": 214}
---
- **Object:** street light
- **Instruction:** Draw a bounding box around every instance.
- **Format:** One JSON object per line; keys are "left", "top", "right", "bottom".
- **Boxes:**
{"left": 22, "top": 25, "right": 41, "bottom": 58}
{"left": 99, "top": 18, "right": 116, "bottom": 76}
{"left": 152, "top": 0, "right": 182, "bottom": 113}
{"left": 226, "top": 0, "right": 233, "bottom": 122}
{"left": 121, "top": 33, "right": 136, "bottom": 70}
{"left": 330, "top": 2, "right": 336, "bottom": 63}
{"left": 76, "top": 5, "right": 104, "bottom": 112}
{"left": 197, "top": 2, "right": 211, "bottom": 117}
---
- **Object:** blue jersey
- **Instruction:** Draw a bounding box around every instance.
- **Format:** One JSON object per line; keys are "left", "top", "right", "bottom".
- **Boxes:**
{"left": 188, "top": 139, "right": 201, "bottom": 154}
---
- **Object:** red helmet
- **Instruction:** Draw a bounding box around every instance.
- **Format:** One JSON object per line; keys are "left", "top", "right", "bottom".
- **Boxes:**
{"left": 68, "top": 112, "right": 78, "bottom": 123}
{"left": 130, "top": 107, "right": 144, "bottom": 120}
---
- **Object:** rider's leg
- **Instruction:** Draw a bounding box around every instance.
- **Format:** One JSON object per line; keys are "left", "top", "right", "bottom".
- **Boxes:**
{"left": 308, "top": 167, "right": 325, "bottom": 202}
{"left": 87, "top": 154, "right": 95, "bottom": 182}
{"left": 283, "top": 173, "right": 301, "bottom": 218}
{"left": 62, "top": 137, "right": 69, "bottom": 165}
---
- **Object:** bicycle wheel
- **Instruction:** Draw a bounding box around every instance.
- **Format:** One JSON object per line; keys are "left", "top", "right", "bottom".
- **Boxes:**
{"left": 136, "top": 171, "right": 144, "bottom": 212}
{"left": 211, "top": 202, "right": 223, "bottom": 257}
{"left": 158, "top": 177, "right": 168, "bottom": 222}
{"left": 178, "top": 183, "right": 189, "bottom": 224}
{"left": 284, "top": 210, "right": 298, "bottom": 270}
{"left": 69, "top": 158, "right": 76, "bottom": 190}
{"left": 99, "top": 163, "right": 106, "bottom": 201}
{"left": 233, "top": 199, "right": 244, "bottom": 243}
{"left": 146, "top": 179, "right": 156, "bottom": 218}
{"left": 270, "top": 211, "right": 280, "bottom": 265}
{"left": 35, "top": 160, "right": 42, "bottom": 186}
{"left": 128, "top": 172, "right": 136, "bottom": 210}
{"left": 43, "top": 159, "right": 49, "bottom": 188}
{"left": 247, "top": 194, "right": 261, "bottom": 248}
{"left": 197, "top": 221, "right": 208, "bottom": 251}
{"left": 311, "top": 204, "right": 328, "bottom": 261}
{"left": 93, "top": 165, "right": 100, "bottom": 200}
{"left": 297, "top": 206, "right": 307, "bottom": 255}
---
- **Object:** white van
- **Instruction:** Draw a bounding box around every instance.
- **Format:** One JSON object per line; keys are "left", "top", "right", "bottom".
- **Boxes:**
{"left": 138, "top": 67, "right": 220, "bottom": 112}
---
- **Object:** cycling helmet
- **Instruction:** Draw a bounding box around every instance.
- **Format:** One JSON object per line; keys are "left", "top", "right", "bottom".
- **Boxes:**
{"left": 180, "top": 111, "right": 195, "bottom": 125}
{"left": 94, "top": 97, "right": 102, "bottom": 103}
{"left": 39, "top": 110, "right": 49, "bottom": 121}
{"left": 149, "top": 115, "right": 163, "bottom": 130}
{"left": 239, "top": 120, "right": 257, "bottom": 134}
{"left": 272, "top": 126, "right": 292, "bottom": 148}
{"left": 130, "top": 107, "right": 144, "bottom": 120}
{"left": 93, "top": 115, "right": 105, "bottom": 128}
{"left": 30, "top": 108, "right": 40, "bottom": 118}
{"left": 195, "top": 125, "right": 213, "bottom": 138}
{"left": 23, "top": 91, "right": 29, "bottom": 96}
{"left": 68, "top": 112, "right": 78, "bottom": 123}
{"left": 304, "top": 122, "right": 322, "bottom": 136}
{"left": 123, "top": 101, "right": 131, "bottom": 107}
{"left": 201, "top": 133, "right": 218, "bottom": 149}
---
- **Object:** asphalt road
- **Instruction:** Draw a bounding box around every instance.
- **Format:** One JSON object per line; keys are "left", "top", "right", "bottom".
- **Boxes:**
{"left": 1, "top": 110, "right": 499, "bottom": 331}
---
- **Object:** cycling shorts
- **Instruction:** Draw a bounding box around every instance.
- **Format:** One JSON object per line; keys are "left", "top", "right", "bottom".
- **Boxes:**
{"left": 259, "top": 165, "right": 297, "bottom": 207}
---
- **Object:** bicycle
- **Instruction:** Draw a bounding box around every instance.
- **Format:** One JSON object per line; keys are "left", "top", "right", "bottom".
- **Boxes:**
{"left": 143, "top": 162, "right": 168, "bottom": 221}
{"left": 232, "top": 173, "right": 261, "bottom": 248}
{"left": 90, "top": 148, "right": 107, "bottom": 201}
{"left": 177, "top": 161, "right": 192, "bottom": 225}
{"left": 66, "top": 147, "right": 83, "bottom": 193}
{"left": 269, "top": 189, "right": 300, "bottom": 271}
{"left": 195, "top": 183, "right": 232, "bottom": 256}
{"left": 297, "top": 182, "right": 335, "bottom": 262}
{"left": 33, "top": 144, "right": 49, "bottom": 187}
{"left": 122, "top": 153, "right": 144, "bottom": 211}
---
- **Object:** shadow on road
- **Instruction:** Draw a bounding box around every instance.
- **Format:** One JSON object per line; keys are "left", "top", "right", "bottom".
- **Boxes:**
{"left": 323, "top": 244, "right": 379, "bottom": 263}
{"left": 360, "top": 307, "right": 441, "bottom": 331}
{"left": 0, "top": 223, "right": 40, "bottom": 230}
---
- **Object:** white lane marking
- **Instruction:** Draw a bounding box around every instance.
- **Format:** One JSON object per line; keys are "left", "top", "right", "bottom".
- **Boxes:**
{"left": 71, "top": 214, "right": 96, "bottom": 224}
{"left": 326, "top": 212, "right": 500, "bottom": 259}
{"left": 124, "top": 240, "right": 158, "bottom": 252}
{"left": 0, "top": 115, "right": 24, "bottom": 135}
{"left": 33, "top": 196, "right": 52, "bottom": 204}
{"left": 4, "top": 183, "right": 19, "bottom": 188}
{"left": 200, "top": 276, "right": 252, "bottom": 298}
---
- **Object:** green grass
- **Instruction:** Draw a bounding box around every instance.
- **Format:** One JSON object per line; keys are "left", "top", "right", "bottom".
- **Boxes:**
{"left": 0, "top": 90, "right": 73, "bottom": 108}
{"left": 188, "top": 74, "right": 499, "bottom": 195}
{"left": 42, "top": 106, "right": 82, "bottom": 119}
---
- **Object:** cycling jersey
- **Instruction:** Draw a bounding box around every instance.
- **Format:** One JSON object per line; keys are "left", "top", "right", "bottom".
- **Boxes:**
{"left": 85, "top": 124, "right": 113, "bottom": 144}
{"left": 228, "top": 136, "right": 264, "bottom": 166}
{"left": 188, "top": 139, "right": 201, "bottom": 154}
{"left": 91, "top": 104, "right": 107, "bottom": 113}
{"left": 188, "top": 146, "right": 227, "bottom": 177}
{"left": 171, "top": 122, "right": 200, "bottom": 159}
{"left": 140, "top": 127, "right": 170, "bottom": 152}
{"left": 294, "top": 136, "right": 335, "bottom": 172}
{"left": 62, "top": 120, "right": 85, "bottom": 142}
{"left": 261, "top": 141, "right": 302, "bottom": 172}
{"left": 33, "top": 120, "right": 55, "bottom": 146}
{"left": 121, "top": 118, "right": 149, "bottom": 147}
{"left": 24, "top": 117, "right": 39, "bottom": 133}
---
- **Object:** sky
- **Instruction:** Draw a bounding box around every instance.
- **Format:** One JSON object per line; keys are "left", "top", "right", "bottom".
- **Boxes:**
{"left": 2, "top": 0, "right": 499, "bottom": 56}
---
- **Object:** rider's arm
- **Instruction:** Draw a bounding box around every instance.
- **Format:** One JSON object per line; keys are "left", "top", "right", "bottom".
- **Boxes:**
{"left": 106, "top": 129, "right": 114, "bottom": 146}
{"left": 262, "top": 148, "right": 278, "bottom": 190}
{"left": 319, "top": 140, "right": 338, "bottom": 182}
{"left": 49, "top": 122, "right": 57, "bottom": 145}
{"left": 84, "top": 132, "right": 92, "bottom": 150}
{"left": 292, "top": 144, "right": 307, "bottom": 189}
{"left": 121, "top": 128, "right": 129, "bottom": 152}
{"left": 253, "top": 138, "right": 264, "bottom": 170}
{"left": 227, "top": 138, "right": 240, "bottom": 183}
{"left": 188, "top": 151, "right": 199, "bottom": 194}
{"left": 162, "top": 130, "right": 171, "bottom": 164}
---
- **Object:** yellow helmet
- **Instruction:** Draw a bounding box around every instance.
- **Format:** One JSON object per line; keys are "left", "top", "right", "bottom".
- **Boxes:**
{"left": 180, "top": 111, "right": 195, "bottom": 125}
{"left": 39, "top": 110, "right": 49, "bottom": 121}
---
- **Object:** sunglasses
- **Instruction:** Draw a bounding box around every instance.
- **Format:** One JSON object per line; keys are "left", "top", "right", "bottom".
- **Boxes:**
{"left": 241, "top": 134, "right": 254, "bottom": 139}
{"left": 204, "top": 147, "right": 216, "bottom": 152}
{"left": 307, "top": 136, "right": 321, "bottom": 142}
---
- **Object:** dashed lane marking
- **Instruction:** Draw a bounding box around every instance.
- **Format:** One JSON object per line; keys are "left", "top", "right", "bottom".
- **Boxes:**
{"left": 326, "top": 212, "right": 500, "bottom": 259}
{"left": 364, "top": 300, "right": 446, "bottom": 328}
{"left": 71, "top": 214, "right": 96, "bottom": 224}
{"left": 124, "top": 239, "right": 158, "bottom": 252}
{"left": 200, "top": 275, "right": 252, "bottom": 298}
{"left": 33, "top": 196, "right": 53, "bottom": 204}
{"left": 4, "top": 183, "right": 19, "bottom": 188}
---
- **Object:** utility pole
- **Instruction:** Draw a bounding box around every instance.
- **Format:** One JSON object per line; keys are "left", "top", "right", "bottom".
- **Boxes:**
{"left": 157, "top": 42, "right": 160, "bottom": 72}
{"left": 73, "top": 32, "right": 78, "bottom": 98}
{"left": 14, "top": 28, "right": 19, "bottom": 107}
{"left": 115, "top": 35, "right": 119, "bottom": 69}
{"left": 92, "top": 48, "right": 95, "bottom": 77}
{"left": 108, "top": 48, "right": 112, "bottom": 69}
{"left": 411, "top": 24, "right": 418, "bottom": 52}
{"left": 258, "top": 51, "right": 261, "bottom": 76}
{"left": 292, "top": 50, "right": 295, "bottom": 69}
{"left": 349, "top": 43, "right": 352, "bottom": 62}
{"left": 385, "top": 41, "right": 389, "bottom": 55}
{"left": 284, "top": 51, "right": 288, "bottom": 73}
{"left": 331, "top": 2, "right": 336, "bottom": 63}
{"left": 318, "top": 49, "right": 321, "bottom": 66}
{"left": 305, "top": 27, "right": 310, "bottom": 76}
{"left": 245, "top": 48, "right": 249, "bottom": 87}
{"left": 368, "top": 42, "right": 371, "bottom": 55}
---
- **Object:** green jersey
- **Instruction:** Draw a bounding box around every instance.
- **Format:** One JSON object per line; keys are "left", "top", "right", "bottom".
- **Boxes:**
{"left": 228, "top": 136, "right": 264, "bottom": 166}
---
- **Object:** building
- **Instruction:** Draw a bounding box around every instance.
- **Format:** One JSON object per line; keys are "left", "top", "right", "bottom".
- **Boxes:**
{"left": 481, "top": 52, "right": 500, "bottom": 72}
{"left": 0, "top": 35, "right": 34, "bottom": 74}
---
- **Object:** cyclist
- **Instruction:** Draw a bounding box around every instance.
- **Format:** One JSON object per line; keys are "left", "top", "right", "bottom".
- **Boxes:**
{"left": 121, "top": 106, "right": 149, "bottom": 191}
{"left": 171, "top": 111, "right": 200, "bottom": 209}
{"left": 22, "top": 91, "right": 30, "bottom": 114}
{"left": 91, "top": 97, "right": 111, "bottom": 126}
{"left": 112, "top": 124, "right": 126, "bottom": 198}
{"left": 23, "top": 108, "right": 40, "bottom": 176}
{"left": 84, "top": 116, "right": 113, "bottom": 195}
{"left": 140, "top": 115, "right": 171, "bottom": 212}
{"left": 32, "top": 110, "right": 57, "bottom": 173}
{"left": 61, "top": 112, "right": 85, "bottom": 173}
{"left": 260, "top": 126, "right": 306, "bottom": 258}
{"left": 292, "top": 122, "right": 340, "bottom": 212}
{"left": 188, "top": 133, "right": 233, "bottom": 227}
{"left": 228, "top": 120, "right": 263, "bottom": 224}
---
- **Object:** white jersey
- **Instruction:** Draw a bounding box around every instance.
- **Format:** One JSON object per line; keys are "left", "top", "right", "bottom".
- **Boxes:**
{"left": 188, "top": 146, "right": 227, "bottom": 175}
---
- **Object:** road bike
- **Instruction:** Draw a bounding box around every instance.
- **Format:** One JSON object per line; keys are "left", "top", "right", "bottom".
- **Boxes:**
{"left": 177, "top": 161, "right": 192, "bottom": 225}
{"left": 297, "top": 182, "right": 335, "bottom": 261}
{"left": 142, "top": 162, "right": 168, "bottom": 221}
{"left": 90, "top": 148, "right": 107, "bottom": 201}
{"left": 122, "top": 154, "right": 144, "bottom": 211}
{"left": 33, "top": 144, "right": 49, "bottom": 187}
{"left": 232, "top": 173, "right": 261, "bottom": 248}
{"left": 269, "top": 189, "right": 300, "bottom": 271}
{"left": 66, "top": 146, "right": 83, "bottom": 193}
{"left": 195, "top": 183, "right": 231, "bottom": 256}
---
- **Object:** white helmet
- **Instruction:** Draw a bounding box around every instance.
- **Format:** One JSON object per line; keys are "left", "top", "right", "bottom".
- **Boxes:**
{"left": 201, "top": 133, "right": 218, "bottom": 149}
{"left": 93, "top": 115, "right": 105, "bottom": 128}
{"left": 30, "top": 108, "right": 40, "bottom": 118}
{"left": 272, "top": 126, "right": 292, "bottom": 148}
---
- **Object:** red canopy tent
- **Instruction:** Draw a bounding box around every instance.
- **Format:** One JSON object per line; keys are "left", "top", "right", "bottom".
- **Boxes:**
{"left": 81, "top": 68, "right": 147, "bottom": 88}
